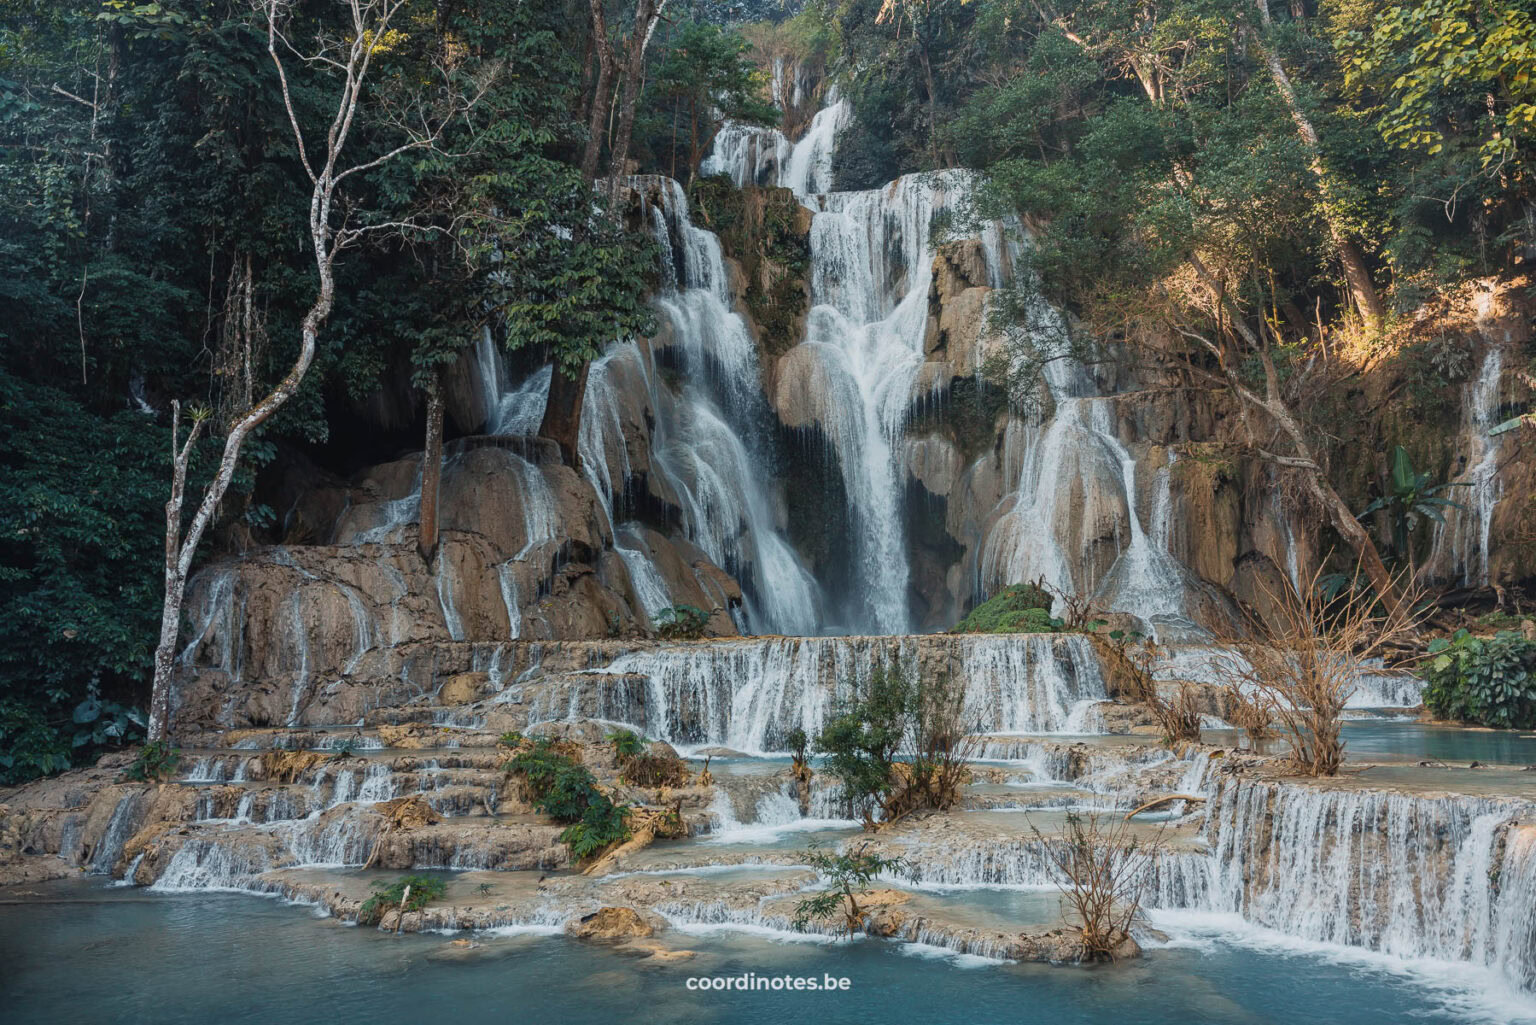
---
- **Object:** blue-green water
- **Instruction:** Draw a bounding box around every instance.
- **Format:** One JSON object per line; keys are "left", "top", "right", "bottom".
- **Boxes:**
{"left": 1202, "top": 721, "right": 1536, "bottom": 766}
{"left": 1339, "top": 721, "right": 1536, "bottom": 765}
{"left": 2, "top": 880, "right": 1531, "bottom": 1024}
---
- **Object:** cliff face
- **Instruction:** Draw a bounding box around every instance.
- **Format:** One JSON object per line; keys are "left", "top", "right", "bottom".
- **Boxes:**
{"left": 221, "top": 102, "right": 1533, "bottom": 655}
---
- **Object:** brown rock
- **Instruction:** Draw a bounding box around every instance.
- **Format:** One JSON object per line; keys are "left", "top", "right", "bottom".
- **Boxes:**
{"left": 567, "top": 906, "right": 656, "bottom": 941}
{"left": 439, "top": 672, "right": 489, "bottom": 706}
{"left": 376, "top": 796, "right": 442, "bottom": 830}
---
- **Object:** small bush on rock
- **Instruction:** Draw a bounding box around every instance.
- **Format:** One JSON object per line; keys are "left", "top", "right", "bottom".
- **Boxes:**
{"left": 506, "top": 738, "right": 630, "bottom": 858}
{"left": 816, "top": 665, "right": 974, "bottom": 828}
{"left": 358, "top": 874, "right": 447, "bottom": 925}
{"left": 792, "top": 840, "right": 908, "bottom": 935}
{"left": 1422, "top": 629, "right": 1536, "bottom": 728}
{"left": 123, "top": 740, "right": 180, "bottom": 783}
{"left": 609, "top": 729, "right": 688, "bottom": 787}
{"left": 654, "top": 604, "right": 710, "bottom": 640}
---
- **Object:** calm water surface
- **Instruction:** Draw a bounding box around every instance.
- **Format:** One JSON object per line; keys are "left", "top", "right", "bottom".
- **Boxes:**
{"left": 2, "top": 878, "right": 1530, "bottom": 1025}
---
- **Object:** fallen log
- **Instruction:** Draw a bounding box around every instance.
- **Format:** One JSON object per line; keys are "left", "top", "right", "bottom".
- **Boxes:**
{"left": 1124, "top": 794, "right": 1205, "bottom": 820}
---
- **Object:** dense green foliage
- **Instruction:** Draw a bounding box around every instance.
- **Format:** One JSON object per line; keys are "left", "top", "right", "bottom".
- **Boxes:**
{"left": 506, "top": 738, "right": 630, "bottom": 858}
{"left": 0, "top": 1, "right": 776, "bottom": 779}
{"left": 358, "top": 874, "right": 448, "bottom": 925}
{"left": 815, "top": 664, "right": 971, "bottom": 824}
{"left": 1357, "top": 445, "right": 1466, "bottom": 568}
{"left": 654, "top": 604, "right": 711, "bottom": 639}
{"left": 953, "top": 582, "right": 1060, "bottom": 633}
{"left": 816, "top": 0, "right": 1536, "bottom": 304}
{"left": 608, "top": 729, "right": 647, "bottom": 759}
{"left": 1422, "top": 629, "right": 1536, "bottom": 728}
{"left": 643, "top": 20, "right": 779, "bottom": 178}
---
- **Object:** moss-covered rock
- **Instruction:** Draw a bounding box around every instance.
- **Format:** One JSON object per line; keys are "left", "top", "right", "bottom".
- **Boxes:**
{"left": 953, "top": 584, "right": 1060, "bottom": 633}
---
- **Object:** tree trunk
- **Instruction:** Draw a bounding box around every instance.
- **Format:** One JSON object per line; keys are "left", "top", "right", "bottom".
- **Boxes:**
{"left": 418, "top": 372, "right": 445, "bottom": 563}
{"left": 1252, "top": 0, "right": 1384, "bottom": 328}
{"left": 607, "top": 0, "right": 668, "bottom": 189}
{"left": 540, "top": 362, "right": 590, "bottom": 468}
{"left": 580, "top": 0, "right": 615, "bottom": 185}
{"left": 1185, "top": 253, "right": 1402, "bottom": 615}
{"left": 147, "top": 305, "right": 324, "bottom": 741}
{"left": 148, "top": 0, "right": 415, "bottom": 741}
{"left": 918, "top": 38, "right": 941, "bottom": 166}
{"left": 147, "top": 402, "right": 204, "bottom": 743}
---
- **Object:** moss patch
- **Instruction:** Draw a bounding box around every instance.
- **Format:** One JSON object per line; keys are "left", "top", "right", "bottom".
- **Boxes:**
{"left": 688, "top": 175, "right": 810, "bottom": 357}
{"left": 954, "top": 583, "right": 1061, "bottom": 633}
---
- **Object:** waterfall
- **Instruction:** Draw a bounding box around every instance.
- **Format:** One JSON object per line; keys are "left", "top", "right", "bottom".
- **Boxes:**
{"left": 1431, "top": 347, "right": 1506, "bottom": 585}
{"left": 575, "top": 178, "right": 822, "bottom": 635}
{"left": 979, "top": 390, "right": 1194, "bottom": 637}
{"left": 701, "top": 90, "right": 848, "bottom": 196}
{"left": 792, "top": 174, "right": 962, "bottom": 631}
{"left": 89, "top": 793, "right": 143, "bottom": 874}
{"left": 475, "top": 326, "right": 551, "bottom": 436}
{"left": 564, "top": 634, "right": 1106, "bottom": 753}
{"left": 1199, "top": 779, "right": 1536, "bottom": 990}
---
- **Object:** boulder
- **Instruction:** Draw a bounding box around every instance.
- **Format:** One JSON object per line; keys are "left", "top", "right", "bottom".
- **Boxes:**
{"left": 567, "top": 906, "right": 657, "bottom": 941}
{"left": 438, "top": 672, "right": 490, "bottom": 706}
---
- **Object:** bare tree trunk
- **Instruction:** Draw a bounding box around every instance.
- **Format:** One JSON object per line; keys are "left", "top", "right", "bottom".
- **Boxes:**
{"left": 418, "top": 373, "right": 445, "bottom": 562}
{"left": 1252, "top": 0, "right": 1384, "bottom": 328}
{"left": 147, "top": 401, "right": 205, "bottom": 743}
{"left": 540, "top": 361, "right": 590, "bottom": 468}
{"left": 917, "top": 37, "right": 940, "bottom": 166}
{"left": 1184, "top": 254, "right": 1402, "bottom": 613}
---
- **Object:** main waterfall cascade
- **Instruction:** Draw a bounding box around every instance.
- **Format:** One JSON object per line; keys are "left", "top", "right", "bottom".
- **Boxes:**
{"left": 698, "top": 91, "right": 1205, "bottom": 636}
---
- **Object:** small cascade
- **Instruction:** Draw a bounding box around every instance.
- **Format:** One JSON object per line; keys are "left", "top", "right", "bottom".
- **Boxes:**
{"left": 1155, "top": 645, "right": 1424, "bottom": 709}
{"left": 1431, "top": 347, "right": 1507, "bottom": 585}
{"left": 475, "top": 326, "right": 551, "bottom": 436}
{"left": 701, "top": 90, "right": 848, "bottom": 195}
{"left": 1199, "top": 778, "right": 1536, "bottom": 988}
{"left": 567, "top": 634, "right": 1106, "bottom": 753}
{"left": 615, "top": 525, "right": 673, "bottom": 626}
{"left": 150, "top": 835, "right": 276, "bottom": 893}
{"left": 980, "top": 389, "right": 1196, "bottom": 638}
{"left": 89, "top": 793, "right": 143, "bottom": 874}
{"left": 496, "top": 452, "right": 562, "bottom": 639}
{"left": 178, "top": 566, "right": 242, "bottom": 677}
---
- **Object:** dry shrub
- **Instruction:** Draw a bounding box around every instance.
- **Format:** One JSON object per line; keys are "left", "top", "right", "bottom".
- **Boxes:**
{"left": 1098, "top": 633, "right": 1201, "bottom": 745}
{"left": 1158, "top": 682, "right": 1205, "bottom": 746}
{"left": 1224, "top": 685, "right": 1275, "bottom": 748}
{"left": 1034, "top": 812, "right": 1164, "bottom": 962}
{"left": 1220, "top": 565, "right": 1426, "bottom": 776}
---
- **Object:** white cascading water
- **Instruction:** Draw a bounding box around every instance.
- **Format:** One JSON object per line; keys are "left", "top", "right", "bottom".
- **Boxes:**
{"left": 977, "top": 355, "right": 1196, "bottom": 636}
{"left": 551, "top": 633, "right": 1107, "bottom": 753}
{"left": 1196, "top": 779, "right": 1536, "bottom": 991}
{"left": 702, "top": 91, "right": 848, "bottom": 195}
{"left": 705, "top": 91, "right": 1198, "bottom": 635}
{"left": 574, "top": 178, "right": 822, "bottom": 635}
{"left": 791, "top": 174, "right": 960, "bottom": 631}
{"left": 1430, "top": 347, "right": 1506, "bottom": 585}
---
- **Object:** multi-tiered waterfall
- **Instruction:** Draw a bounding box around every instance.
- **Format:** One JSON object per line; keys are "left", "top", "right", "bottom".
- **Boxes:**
{"left": 701, "top": 92, "right": 1199, "bottom": 636}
